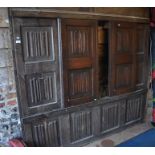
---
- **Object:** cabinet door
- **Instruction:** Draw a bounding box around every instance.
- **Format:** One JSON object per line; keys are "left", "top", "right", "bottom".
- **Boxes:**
{"left": 109, "top": 22, "right": 136, "bottom": 95}
{"left": 62, "top": 19, "right": 98, "bottom": 106}
{"left": 12, "top": 18, "right": 62, "bottom": 117}
{"left": 135, "top": 24, "right": 149, "bottom": 90}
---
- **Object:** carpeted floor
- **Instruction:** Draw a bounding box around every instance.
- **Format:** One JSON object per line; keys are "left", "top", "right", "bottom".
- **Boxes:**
{"left": 117, "top": 128, "right": 155, "bottom": 147}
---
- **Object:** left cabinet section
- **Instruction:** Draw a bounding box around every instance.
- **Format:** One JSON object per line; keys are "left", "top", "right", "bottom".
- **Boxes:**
{"left": 12, "top": 18, "right": 63, "bottom": 117}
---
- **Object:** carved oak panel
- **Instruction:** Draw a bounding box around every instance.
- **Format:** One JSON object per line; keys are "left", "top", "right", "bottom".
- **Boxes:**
{"left": 62, "top": 19, "right": 97, "bottom": 106}
{"left": 68, "top": 69, "right": 92, "bottom": 99}
{"left": 125, "top": 95, "right": 143, "bottom": 123}
{"left": 101, "top": 103, "right": 119, "bottom": 132}
{"left": 67, "top": 26, "right": 90, "bottom": 57}
{"left": 32, "top": 119, "right": 60, "bottom": 147}
{"left": 26, "top": 72, "right": 57, "bottom": 107}
{"left": 70, "top": 110, "right": 92, "bottom": 142}
{"left": 115, "top": 64, "right": 132, "bottom": 88}
{"left": 22, "top": 27, "right": 55, "bottom": 63}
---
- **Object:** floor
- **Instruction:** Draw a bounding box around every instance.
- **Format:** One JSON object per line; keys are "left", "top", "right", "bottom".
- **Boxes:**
{"left": 85, "top": 107, "right": 153, "bottom": 147}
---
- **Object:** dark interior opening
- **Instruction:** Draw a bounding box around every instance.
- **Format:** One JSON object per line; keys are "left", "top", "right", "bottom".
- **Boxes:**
{"left": 97, "top": 21, "right": 109, "bottom": 98}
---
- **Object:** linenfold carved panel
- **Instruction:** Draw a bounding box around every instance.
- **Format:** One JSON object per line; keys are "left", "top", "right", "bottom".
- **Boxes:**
{"left": 22, "top": 27, "right": 55, "bottom": 62}
{"left": 115, "top": 64, "right": 132, "bottom": 88}
{"left": 26, "top": 72, "right": 57, "bottom": 107}
{"left": 125, "top": 96, "right": 142, "bottom": 123}
{"left": 101, "top": 103, "right": 119, "bottom": 131}
{"left": 67, "top": 27, "right": 90, "bottom": 57}
{"left": 68, "top": 69, "right": 92, "bottom": 98}
{"left": 70, "top": 111, "right": 92, "bottom": 142}
{"left": 116, "top": 29, "right": 131, "bottom": 53}
{"left": 32, "top": 120, "right": 60, "bottom": 146}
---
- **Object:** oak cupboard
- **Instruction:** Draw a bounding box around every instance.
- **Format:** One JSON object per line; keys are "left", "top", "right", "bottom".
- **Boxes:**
{"left": 10, "top": 8, "right": 149, "bottom": 146}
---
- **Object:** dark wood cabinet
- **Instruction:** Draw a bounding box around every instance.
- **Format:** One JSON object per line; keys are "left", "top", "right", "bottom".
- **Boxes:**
{"left": 109, "top": 22, "right": 149, "bottom": 95}
{"left": 62, "top": 19, "right": 98, "bottom": 107}
{"left": 109, "top": 22, "right": 136, "bottom": 95}
{"left": 10, "top": 8, "right": 149, "bottom": 147}
{"left": 12, "top": 18, "right": 63, "bottom": 117}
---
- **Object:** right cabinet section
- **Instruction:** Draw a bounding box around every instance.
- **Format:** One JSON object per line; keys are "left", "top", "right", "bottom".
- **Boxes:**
{"left": 135, "top": 24, "right": 149, "bottom": 90}
{"left": 109, "top": 22, "right": 149, "bottom": 96}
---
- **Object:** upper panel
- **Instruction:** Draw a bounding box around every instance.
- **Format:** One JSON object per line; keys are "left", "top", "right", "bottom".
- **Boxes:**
{"left": 22, "top": 27, "right": 55, "bottom": 63}
{"left": 67, "top": 26, "right": 90, "bottom": 57}
{"left": 116, "top": 28, "right": 132, "bottom": 53}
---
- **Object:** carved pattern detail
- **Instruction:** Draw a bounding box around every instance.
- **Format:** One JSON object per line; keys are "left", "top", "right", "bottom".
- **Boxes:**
{"left": 69, "top": 69, "right": 92, "bottom": 98}
{"left": 26, "top": 72, "right": 57, "bottom": 107}
{"left": 126, "top": 96, "right": 142, "bottom": 123}
{"left": 70, "top": 111, "right": 92, "bottom": 142}
{"left": 22, "top": 27, "right": 54, "bottom": 62}
{"left": 117, "top": 29, "right": 131, "bottom": 53}
{"left": 68, "top": 27, "right": 90, "bottom": 57}
{"left": 101, "top": 103, "right": 119, "bottom": 131}
{"left": 116, "top": 64, "right": 131, "bottom": 88}
{"left": 32, "top": 120, "right": 60, "bottom": 146}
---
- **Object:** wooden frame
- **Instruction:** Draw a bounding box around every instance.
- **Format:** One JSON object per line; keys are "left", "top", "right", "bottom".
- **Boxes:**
{"left": 10, "top": 8, "right": 149, "bottom": 23}
{"left": 9, "top": 8, "right": 149, "bottom": 147}
{"left": 22, "top": 89, "right": 147, "bottom": 146}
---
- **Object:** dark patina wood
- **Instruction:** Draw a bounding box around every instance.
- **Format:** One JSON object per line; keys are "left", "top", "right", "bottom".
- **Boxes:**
{"left": 21, "top": 89, "right": 146, "bottom": 146}
{"left": 62, "top": 19, "right": 98, "bottom": 107}
{"left": 11, "top": 17, "right": 63, "bottom": 117}
{"left": 10, "top": 8, "right": 149, "bottom": 147}
{"left": 10, "top": 8, "right": 149, "bottom": 23}
{"left": 109, "top": 22, "right": 136, "bottom": 95}
{"left": 108, "top": 22, "right": 149, "bottom": 96}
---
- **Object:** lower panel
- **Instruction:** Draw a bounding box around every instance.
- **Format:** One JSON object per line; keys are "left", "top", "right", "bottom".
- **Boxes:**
{"left": 32, "top": 120, "right": 60, "bottom": 147}
{"left": 125, "top": 95, "right": 144, "bottom": 124}
{"left": 101, "top": 101, "right": 120, "bottom": 132}
{"left": 70, "top": 111, "right": 92, "bottom": 143}
{"left": 23, "top": 118, "right": 60, "bottom": 147}
{"left": 22, "top": 90, "right": 146, "bottom": 147}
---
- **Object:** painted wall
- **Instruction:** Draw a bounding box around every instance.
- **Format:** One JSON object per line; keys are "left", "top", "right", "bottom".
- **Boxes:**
{"left": 0, "top": 8, "right": 21, "bottom": 144}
